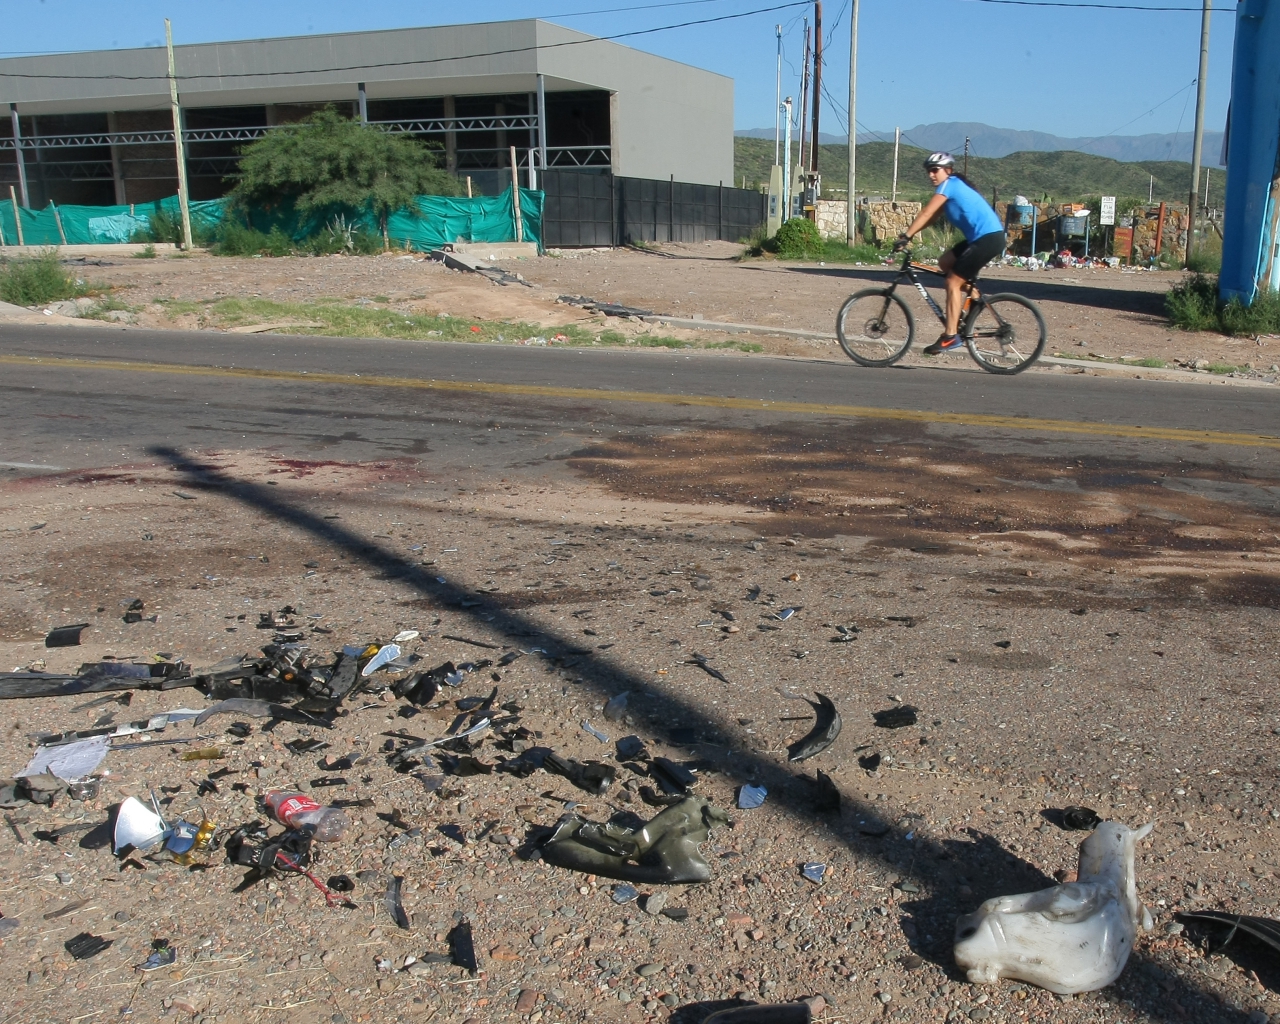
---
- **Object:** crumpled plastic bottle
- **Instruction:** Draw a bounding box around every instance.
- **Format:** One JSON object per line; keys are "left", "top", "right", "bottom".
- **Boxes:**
{"left": 263, "top": 790, "right": 349, "bottom": 842}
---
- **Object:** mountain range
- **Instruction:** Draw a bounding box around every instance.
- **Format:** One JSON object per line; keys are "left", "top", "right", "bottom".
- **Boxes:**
{"left": 735, "top": 121, "right": 1226, "bottom": 167}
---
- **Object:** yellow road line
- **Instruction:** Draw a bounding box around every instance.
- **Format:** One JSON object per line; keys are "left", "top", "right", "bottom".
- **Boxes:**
{"left": 2, "top": 352, "right": 1276, "bottom": 449}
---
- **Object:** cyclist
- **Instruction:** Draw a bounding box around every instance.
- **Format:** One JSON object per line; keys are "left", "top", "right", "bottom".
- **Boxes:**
{"left": 895, "top": 152, "right": 1005, "bottom": 355}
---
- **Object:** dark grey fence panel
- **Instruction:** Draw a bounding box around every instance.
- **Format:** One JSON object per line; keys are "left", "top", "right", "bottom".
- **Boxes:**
{"left": 541, "top": 169, "right": 764, "bottom": 248}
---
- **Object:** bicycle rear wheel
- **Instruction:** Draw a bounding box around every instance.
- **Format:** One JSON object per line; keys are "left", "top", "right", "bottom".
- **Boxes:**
{"left": 965, "top": 293, "right": 1046, "bottom": 375}
{"left": 836, "top": 288, "right": 915, "bottom": 367}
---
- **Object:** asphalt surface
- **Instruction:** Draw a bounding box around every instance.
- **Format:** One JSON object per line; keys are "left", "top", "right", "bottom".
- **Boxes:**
{"left": 2, "top": 324, "right": 1280, "bottom": 479}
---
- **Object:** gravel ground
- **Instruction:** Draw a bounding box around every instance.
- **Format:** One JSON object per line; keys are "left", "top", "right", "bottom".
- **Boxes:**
{"left": 0, "top": 440, "right": 1277, "bottom": 1024}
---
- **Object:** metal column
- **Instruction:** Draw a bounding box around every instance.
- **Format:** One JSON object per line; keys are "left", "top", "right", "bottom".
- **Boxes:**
{"left": 536, "top": 75, "right": 548, "bottom": 172}
{"left": 357, "top": 82, "right": 368, "bottom": 123}
{"left": 9, "top": 104, "right": 29, "bottom": 208}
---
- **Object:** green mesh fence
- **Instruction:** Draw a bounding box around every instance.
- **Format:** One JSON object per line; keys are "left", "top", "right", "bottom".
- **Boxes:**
{"left": 0, "top": 188, "right": 542, "bottom": 251}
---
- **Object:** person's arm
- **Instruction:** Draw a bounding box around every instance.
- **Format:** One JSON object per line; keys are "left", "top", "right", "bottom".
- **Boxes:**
{"left": 902, "top": 193, "right": 947, "bottom": 240}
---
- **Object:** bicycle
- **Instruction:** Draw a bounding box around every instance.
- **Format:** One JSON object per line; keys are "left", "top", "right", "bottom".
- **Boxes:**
{"left": 835, "top": 246, "right": 1047, "bottom": 374}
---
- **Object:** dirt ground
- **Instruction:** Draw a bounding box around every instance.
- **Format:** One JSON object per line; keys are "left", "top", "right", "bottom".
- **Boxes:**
{"left": 1, "top": 428, "right": 1278, "bottom": 1024}
{"left": 37, "top": 245, "right": 1278, "bottom": 380}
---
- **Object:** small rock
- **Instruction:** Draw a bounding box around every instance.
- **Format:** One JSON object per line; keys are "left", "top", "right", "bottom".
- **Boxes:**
{"left": 876, "top": 991, "right": 892, "bottom": 1004}
{"left": 642, "top": 892, "right": 668, "bottom": 916}
{"left": 637, "top": 962, "right": 663, "bottom": 977}
{"left": 803, "top": 995, "right": 827, "bottom": 1014}
{"left": 968, "top": 1009, "right": 991, "bottom": 1021}
{"left": 515, "top": 989, "right": 538, "bottom": 1013}
{"left": 114, "top": 911, "right": 131, "bottom": 923}
{"left": 55, "top": 872, "right": 73, "bottom": 885}
{"left": 1165, "top": 922, "right": 1184, "bottom": 936}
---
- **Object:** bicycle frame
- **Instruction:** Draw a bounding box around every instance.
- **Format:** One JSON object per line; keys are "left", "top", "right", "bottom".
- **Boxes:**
{"left": 887, "top": 251, "right": 979, "bottom": 329}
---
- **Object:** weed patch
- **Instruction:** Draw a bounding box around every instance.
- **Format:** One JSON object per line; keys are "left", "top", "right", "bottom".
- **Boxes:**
{"left": 0, "top": 251, "right": 91, "bottom": 306}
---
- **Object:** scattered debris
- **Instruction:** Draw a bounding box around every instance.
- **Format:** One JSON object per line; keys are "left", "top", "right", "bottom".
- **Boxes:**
{"left": 737, "top": 784, "right": 767, "bottom": 809}
{"left": 1175, "top": 910, "right": 1280, "bottom": 955}
{"left": 45, "top": 623, "right": 89, "bottom": 648}
{"left": 702, "top": 1002, "right": 812, "bottom": 1024}
{"left": 1061, "top": 806, "right": 1102, "bottom": 831}
{"left": 687, "top": 653, "right": 729, "bottom": 683}
{"left": 385, "top": 875, "right": 410, "bottom": 929}
{"left": 786, "top": 694, "right": 842, "bottom": 761}
{"left": 540, "top": 795, "right": 729, "bottom": 884}
{"left": 954, "top": 821, "right": 1154, "bottom": 994}
{"left": 611, "top": 884, "right": 639, "bottom": 904}
{"left": 449, "top": 919, "right": 478, "bottom": 975}
{"left": 137, "top": 940, "right": 177, "bottom": 972}
{"left": 801, "top": 862, "right": 827, "bottom": 884}
{"left": 602, "top": 692, "right": 629, "bottom": 721}
{"left": 65, "top": 932, "right": 113, "bottom": 959}
{"left": 580, "top": 720, "right": 610, "bottom": 744}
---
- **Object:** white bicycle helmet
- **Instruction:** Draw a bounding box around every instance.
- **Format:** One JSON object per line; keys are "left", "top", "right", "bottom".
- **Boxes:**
{"left": 923, "top": 152, "right": 955, "bottom": 170}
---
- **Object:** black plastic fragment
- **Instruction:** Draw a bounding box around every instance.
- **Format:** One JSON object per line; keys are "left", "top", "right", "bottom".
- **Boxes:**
{"left": 122, "top": 599, "right": 145, "bottom": 624}
{"left": 449, "top": 919, "right": 478, "bottom": 974}
{"left": 46, "top": 624, "right": 89, "bottom": 648}
{"left": 327, "top": 874, "right": 355, "bottom": 893}
{"left": 385, "top": 875, "right": 410, "bottom": 929}
{"left": 1062, "top": 806, "right": 1101, "bottom": 831}
{"left": 786, "top": 693, "right": 843, "bottom": 760}
{"left": 1176, "top": 911, "right": 1280, "bottom": 955}
{"left": 660, "top": 907, "right": 689, "bottom": 921}
{"left": 858, "top": 752, "right": 882, "bottom": 772}
{"left": 650, "top": 757, "right": 697, "bottom": 794}
{"left": 65, "top": 932, "right": 112, "bottom": 959}
{"left": 872, "top": 705, "right": 918, "bottom": 729}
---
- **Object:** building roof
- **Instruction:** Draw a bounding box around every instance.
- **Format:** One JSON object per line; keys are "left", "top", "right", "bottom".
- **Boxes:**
{"left": 0, "top": 19, "right": 730, "bottom": 115}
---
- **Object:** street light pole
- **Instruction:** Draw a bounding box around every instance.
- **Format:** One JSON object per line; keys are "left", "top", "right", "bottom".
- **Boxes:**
{"left": 1186, "top": 0, "right": 1211, "bottom": 265}
{"left": 774, "top": 25, "right": 783, "bottom": 166}
{"left": 846, "top": 0, "right": 858, "bottom": 244}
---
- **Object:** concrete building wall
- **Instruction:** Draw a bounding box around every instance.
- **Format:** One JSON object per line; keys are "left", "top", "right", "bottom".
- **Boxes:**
{"left": 0, "top": 19, "right": 734, "bottom": 189}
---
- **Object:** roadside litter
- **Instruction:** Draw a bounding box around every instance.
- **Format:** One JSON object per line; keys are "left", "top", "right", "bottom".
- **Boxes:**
{"left": 1175, "top": 911, "right": 1280, "bottom": 955}
{"left": 954, "top": 821, "right": 1153, "bottom": 994}
{"left": 539, "top": 795, "right": 729, "bottom": 884}
{"left": 786, "top": 694, "right": 842, "bottom": 761}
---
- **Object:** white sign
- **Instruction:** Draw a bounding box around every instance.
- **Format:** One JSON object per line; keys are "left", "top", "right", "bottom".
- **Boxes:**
{"left": 1100, "top": 196, "right": 1116, "bottom": 226}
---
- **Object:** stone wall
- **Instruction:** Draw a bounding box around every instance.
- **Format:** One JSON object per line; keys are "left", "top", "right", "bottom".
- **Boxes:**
{"left": 1132, "top": 203, "right": 1188, "bottom": 264}
{"left": 814, "top": 199, "right": 922, "bottom": 242}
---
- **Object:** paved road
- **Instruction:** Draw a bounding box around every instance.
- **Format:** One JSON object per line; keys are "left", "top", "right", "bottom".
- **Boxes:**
{"left": 2, "top": 323, "right": 1278, "bottom": 478}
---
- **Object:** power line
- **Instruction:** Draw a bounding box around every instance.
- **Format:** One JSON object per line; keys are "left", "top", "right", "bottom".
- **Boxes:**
{"left": 959, "top": 0, "right": 1234, "bottom": 9}
{"left": 0, "top": 1, "right": 811, "bottom": 81}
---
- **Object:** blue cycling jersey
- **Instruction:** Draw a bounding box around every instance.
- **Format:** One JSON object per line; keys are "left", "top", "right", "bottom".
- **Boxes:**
{"left": 937, "top": 175, "right": 1003, "bottom": 243}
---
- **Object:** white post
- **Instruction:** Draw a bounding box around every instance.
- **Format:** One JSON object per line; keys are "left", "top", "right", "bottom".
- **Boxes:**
{"left": 165, "top": 20, "right": 194, "bottom": 251}
{"left": 846, "top": 0, "right": 858, "bottom": 244}
{"left": 891, "top": 126, "right": 900, "bottom": 204}
{"left": 782, "top": 97, "right": 793, "bottom": 220}
{"left": 358, "top": 82, "right": 368, "bottom": 123}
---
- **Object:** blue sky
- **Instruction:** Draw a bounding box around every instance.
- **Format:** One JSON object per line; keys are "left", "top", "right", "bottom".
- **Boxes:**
{"left": 3, "top": 0, "right": 1235, "bottom": 141}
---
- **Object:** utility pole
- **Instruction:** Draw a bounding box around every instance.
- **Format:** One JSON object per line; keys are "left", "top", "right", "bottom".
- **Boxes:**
{"left": 782, "top": 97, "right": 794, "bottom": 219}
{"left": 1186, "top": 0, "right": 1211, "bottom": 265}
{"left": 810, "top": 1, "right": 822, "bottom": 175}
{"left": 891, "top": 126, "right": 900, "bottom": 203}
{"left": 1149, "top": 175, "right": 1154, "bottom": 204}
{"left": 846, "top": 0, "right": 858, "bottom": 244}
{"left": 798, "top": 22, "right": 811, "bottom": 178}
{"left": 963, "top": 136, "right": 970, "bottom": 177}
{"left": 165, "top": 19, "right": 193, "bottom": 251}
{"left": 774, "top": 25, "right": 782, "bottom": 166}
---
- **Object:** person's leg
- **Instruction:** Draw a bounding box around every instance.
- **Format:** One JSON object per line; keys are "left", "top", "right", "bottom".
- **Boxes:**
{"left": 943, "top": 269, "right": 965, "bottom": 336}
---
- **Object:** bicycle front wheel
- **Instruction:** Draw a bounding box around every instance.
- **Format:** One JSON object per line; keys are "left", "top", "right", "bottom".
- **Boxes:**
{"left": 836, "top": 288, "right": 915, "bottom": 367}
{"left": 965, "top": 293, "right": 1046, "bottom": 375}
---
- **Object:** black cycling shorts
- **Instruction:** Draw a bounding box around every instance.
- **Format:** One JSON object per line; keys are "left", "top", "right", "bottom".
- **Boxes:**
{"left": 949, "top": 231, "right": 1005, "bottom": 283}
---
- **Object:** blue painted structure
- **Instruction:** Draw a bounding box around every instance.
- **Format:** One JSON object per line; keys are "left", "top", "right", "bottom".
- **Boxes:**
{"left": 1220, "top": 0, "right": 1280, "bottom": 303}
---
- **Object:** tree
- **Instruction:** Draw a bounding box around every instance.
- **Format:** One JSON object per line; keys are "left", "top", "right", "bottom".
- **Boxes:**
{"left": 229, "top": 107, "right": 460, "bottom": 243}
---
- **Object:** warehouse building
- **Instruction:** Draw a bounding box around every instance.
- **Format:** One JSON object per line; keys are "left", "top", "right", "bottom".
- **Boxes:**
{"left": 0, "top": 19, "right": 734, "bottom": 207}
